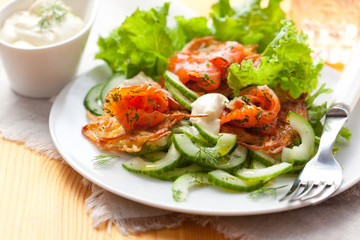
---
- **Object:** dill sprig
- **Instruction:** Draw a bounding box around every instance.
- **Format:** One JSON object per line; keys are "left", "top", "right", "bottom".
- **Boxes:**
{"left": 249, "top": 185, "right": 287, "bottom": 200}
{"left": 195, "top": 145, "right": 218, "bottom": 165}
{"left": 92, "top": 154, "right": 119, "bottom": 168}
{"left": 38, "top": 0, "right": 68, "bottom": 30}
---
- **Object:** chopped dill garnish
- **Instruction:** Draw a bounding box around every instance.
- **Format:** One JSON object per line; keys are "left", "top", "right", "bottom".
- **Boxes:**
{"left": 195, "top": 145, "right": 218, "bottom": 165}
{"left": 92, "top": 154, "right": 119, "bottom": 168}
{"left": 249, "top": 185, "right": 287, "bottom": 200}
{"left": 38, "top": 0, "right": 68, "bottom": 30}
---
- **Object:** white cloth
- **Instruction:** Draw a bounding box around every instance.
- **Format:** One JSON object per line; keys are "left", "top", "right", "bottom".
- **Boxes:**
{"left": 1, "top": 1, "right": 360, "bottom": 239}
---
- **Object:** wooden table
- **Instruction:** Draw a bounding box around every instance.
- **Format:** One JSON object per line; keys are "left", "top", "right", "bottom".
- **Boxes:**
{"left": 0, "top": 0, "right": 231, "bottom": 239}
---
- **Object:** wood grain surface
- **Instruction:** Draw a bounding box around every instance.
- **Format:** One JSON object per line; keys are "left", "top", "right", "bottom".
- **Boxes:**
{"left": 0, "top": 138, "right": 226, "bottom": 240}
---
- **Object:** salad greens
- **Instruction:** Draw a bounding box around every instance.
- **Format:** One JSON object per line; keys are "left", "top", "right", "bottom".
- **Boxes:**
{"left": 210, "top": 0, "right": 285, "bottom": 52}
{"left": 305, "top": 83, "right": 351, "bottom": 150}
{"left": 249, "top": 185, "right": 287, "bottom": 200}
{"left": 227, "top": 20, "right": 323, "bottom": 99}
{"left": 92, "top": 154, "right": 119, "bottom": 168}
{"left": 170, "top": 16, "right": 212, "bottom": 50}
{"left": 96, "top": 3, "right": 173, "bottom": 81}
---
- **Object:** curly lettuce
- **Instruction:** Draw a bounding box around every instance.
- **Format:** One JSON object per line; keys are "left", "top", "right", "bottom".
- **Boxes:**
{"left": 95, "top": 3, "right": 173, "bottom": 81}
{"left": 227, "top": 20, "right": 324, "bottom": 98}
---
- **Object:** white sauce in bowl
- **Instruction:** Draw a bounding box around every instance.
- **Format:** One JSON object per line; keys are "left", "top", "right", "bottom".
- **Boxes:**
{"left": 0, "top": 0, "right": 84, "bottom": 48}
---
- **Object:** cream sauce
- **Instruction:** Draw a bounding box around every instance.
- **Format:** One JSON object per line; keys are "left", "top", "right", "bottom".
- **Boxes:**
{"left": 190, "top": 93, "right": 229, "bottom": 134}
{"left": 0, "top": 0, "right": 84, "bottom": 48}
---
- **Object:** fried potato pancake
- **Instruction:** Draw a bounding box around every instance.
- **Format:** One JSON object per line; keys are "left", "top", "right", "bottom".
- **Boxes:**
{"left": 82, "top": 110, "right": 191, "bottom": 153}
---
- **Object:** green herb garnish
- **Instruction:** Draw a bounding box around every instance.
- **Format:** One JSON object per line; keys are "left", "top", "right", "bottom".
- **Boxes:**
{"left": 249, "top": 185, "right": 287, "bottom": 200}
{"left": 92, "top": 154, "right": 119, "bottom": 168}
{"left": 38, "top": 0, "right": 68, "bottom": 30}
{"left": 195, "top": 145, "right": 218, "bottom": 165}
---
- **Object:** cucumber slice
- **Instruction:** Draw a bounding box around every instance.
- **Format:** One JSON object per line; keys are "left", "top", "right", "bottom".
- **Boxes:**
{"left": 172, "top": 134, "right": 219, "bottom": 162}
{"left": 84, "top": 83, "right": 105, "bottom": 116}
{"left": 143, "top": 151, "right": 167, "bottom": 162}
{"left": 282, "top": 111, "right": 316, "bottom": 165}
{"left": 216, "top": 145, "right": 247, "bottom": 170}
{"left": 250, "top": 160, "right": 266, "bottom": 169}
{"left": 165, "top": 81, "right": 193, "bottom": 110}
{"left": 235, "top": 162, "right": 293, "bottom": 181}
{"left": 164, "top": 70, "right": 199, "bottom": 100}
{"left": 172, "top": 133, "right": 237, "bottom": 164}
{"left": 249, "top": 150, "right": 280, "bottom": 167}
{"left": 216, "top": 133, "right": 237, "bottom": 156}
{"left": 198, "top": 146, "right": 247, "bottom": 170}
{"left": 208, "top": 170, "right": 263, "bottom": 192}
{"left": 193, "top": 122, "right": 219, "bottom": 146}
{"left": 179, "top": 126, "right": 209, "bottom": 146}
{"left": 122, "top": 144, "right": 181, "bottom": 175}
{"left": 154, "top": 164, "right": 208, "bottom": 181}
{"left": 172, "top": 173, "right": 209, "bottom": 202}
{"left": 144, "top": 135, "right": 171, "bottom": 152}
{"left": 130, "top": 135, "right": 171, "bottom": 156}
{"left": 100, "top": 73, "right": 127, "bottom": 102}
{"left": 286, "top": 164, "right": 305, "bottom": 175}
{"left": 171, "top": 119, "right": 191, "bottom": 134}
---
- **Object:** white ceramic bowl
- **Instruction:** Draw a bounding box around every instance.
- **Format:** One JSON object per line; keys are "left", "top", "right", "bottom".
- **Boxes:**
{"left": 0, "top": 0, "right": 99, "bottom": 98}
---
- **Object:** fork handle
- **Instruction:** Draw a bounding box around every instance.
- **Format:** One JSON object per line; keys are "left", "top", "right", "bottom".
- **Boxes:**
{"left": 332, "top": 42, "right": 360, "bottom": 113}
{"left": 317, "top": 105, "right": 349, "bottom": 160}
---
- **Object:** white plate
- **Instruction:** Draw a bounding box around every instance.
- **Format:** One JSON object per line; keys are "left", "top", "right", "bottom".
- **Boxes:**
{"left": 49, "top": 0, "right": 360, "bottom": 216}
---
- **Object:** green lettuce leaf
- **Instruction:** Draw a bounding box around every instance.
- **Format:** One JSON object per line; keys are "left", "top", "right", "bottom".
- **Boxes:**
{"left": 307, "top": 102, "right": 328, "bottom": 137}
{"left": 306, "top": 83, "right": 332, "bottom": 137}
{"left": 227, "top": 20, "right": 324, "bottom": 98}
{"left": 305, "top": 83, "right": 333, "bottom": 106}
{"left": 339, "top": 127, "right": 352, "bottom": 142}
{"left": 95, "top": 3, "right": 173, "bottom": 81}
{"left": 306, "top": 84, "right": 351, "bottom": 152}
{"left": 170, "top": 16, "right": 213, "bottom": 51}
{"left": 211, "top": 0, "right": 235, "bottom": 17}
{"left": 210, "top": 0, "right": 285, "bottom": 52}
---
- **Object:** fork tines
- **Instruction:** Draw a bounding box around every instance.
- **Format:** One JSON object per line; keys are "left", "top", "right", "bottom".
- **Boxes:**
{"left": 280, "top": 181, "right": 339, "bottom": 204}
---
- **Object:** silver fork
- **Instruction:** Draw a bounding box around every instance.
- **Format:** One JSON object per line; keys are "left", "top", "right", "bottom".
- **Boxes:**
{"left": 280, "top": 105, "right": 348, "bottom": 203}
{"left": 280, "top": 42, "right": 360, "bottom": 204}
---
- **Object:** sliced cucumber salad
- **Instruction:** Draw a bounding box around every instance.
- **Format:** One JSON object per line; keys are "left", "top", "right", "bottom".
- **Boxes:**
{"left": 118, "top": 118, "right": 309, "bottom": 202}
{"left": 87, "top": 72, "right": 317, "bottom": 202}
